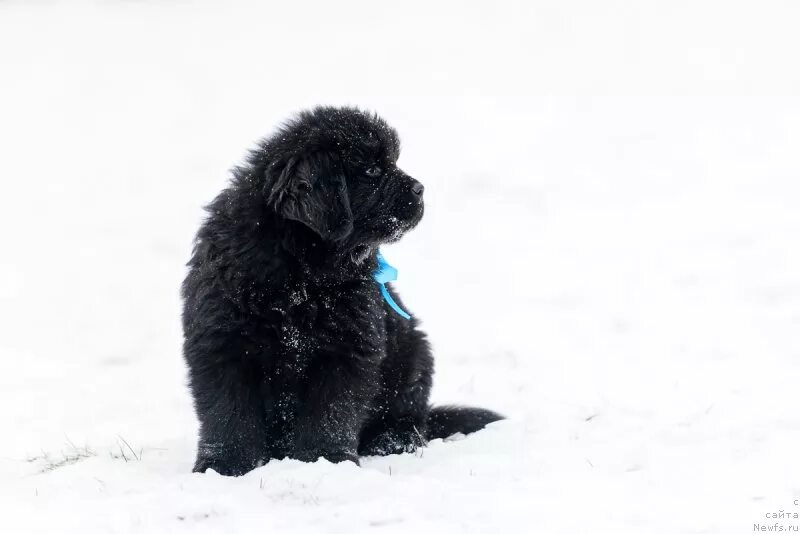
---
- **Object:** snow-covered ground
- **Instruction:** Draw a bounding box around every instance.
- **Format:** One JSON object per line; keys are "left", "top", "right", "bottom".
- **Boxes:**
{"left": 2, "top": 1, "right": 800, "bottom": 532}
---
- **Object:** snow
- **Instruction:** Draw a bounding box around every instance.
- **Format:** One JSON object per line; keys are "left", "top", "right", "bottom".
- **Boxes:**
{"left": 2, "top": 1, "right": 800, "bottom": 532}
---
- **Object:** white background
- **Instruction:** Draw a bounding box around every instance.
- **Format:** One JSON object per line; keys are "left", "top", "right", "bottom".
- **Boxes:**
{"left": 1, "top": 1, "right": 799, "bottom": 532}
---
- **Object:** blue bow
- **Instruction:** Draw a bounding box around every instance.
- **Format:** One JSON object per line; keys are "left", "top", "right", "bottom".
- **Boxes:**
{"left": 373, "top": 251, "right": 411, "bottom": 320}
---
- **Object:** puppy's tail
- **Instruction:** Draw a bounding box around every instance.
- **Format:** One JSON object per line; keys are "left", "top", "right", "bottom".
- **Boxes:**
{"left": 425, "top": 405, "right": 504, "bottom": 441}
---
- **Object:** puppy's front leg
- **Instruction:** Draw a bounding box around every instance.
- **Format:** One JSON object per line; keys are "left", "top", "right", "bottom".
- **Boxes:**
{"left": 190, "top": 361, "right": 269, "bottom": 476}
{"left": 291, "top": 351, "right": 379, "bottom": 464}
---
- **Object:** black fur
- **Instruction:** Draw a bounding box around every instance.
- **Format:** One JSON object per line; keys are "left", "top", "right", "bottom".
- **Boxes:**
{"left": 182, "top": 106, "right": 502, "bottom": 476}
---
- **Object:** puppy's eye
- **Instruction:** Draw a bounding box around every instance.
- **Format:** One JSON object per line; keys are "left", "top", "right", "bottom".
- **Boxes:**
{"left": 365, "top": 165, "right": 382, "bottom": 178}
{"left": 297, "top": 181, "right": 312, "bottom": 193}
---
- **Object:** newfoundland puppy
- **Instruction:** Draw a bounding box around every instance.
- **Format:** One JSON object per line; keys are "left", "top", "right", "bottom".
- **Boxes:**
{"left": 182, "top": 106, "right": 502, "bottom": 475}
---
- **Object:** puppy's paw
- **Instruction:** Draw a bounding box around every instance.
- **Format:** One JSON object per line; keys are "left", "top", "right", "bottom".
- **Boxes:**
{"left": 293, "top": 449, "right": 359, "bottom": 465}
{"left": 321, "top": 451, "right": 360, "bottom": 465}
{"left": 358, "top": 430, "right": 424, "bottom": 457}
{"left": 193, "top": 454, "right": 256, "bottom": 477}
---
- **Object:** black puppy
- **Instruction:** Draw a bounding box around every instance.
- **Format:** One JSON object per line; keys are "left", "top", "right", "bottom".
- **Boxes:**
{"left": 182, "top": 107, "right": 502, "bottom": 476}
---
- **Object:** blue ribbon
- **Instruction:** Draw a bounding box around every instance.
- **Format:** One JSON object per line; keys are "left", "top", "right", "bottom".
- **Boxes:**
{"left": 373, "top": 251, "right": 411, "bottom": 320}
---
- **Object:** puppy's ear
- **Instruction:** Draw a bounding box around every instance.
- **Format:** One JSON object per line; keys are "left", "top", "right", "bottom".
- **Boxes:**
{"left": 267, "top": 153, "right": 353, "bottom": 241}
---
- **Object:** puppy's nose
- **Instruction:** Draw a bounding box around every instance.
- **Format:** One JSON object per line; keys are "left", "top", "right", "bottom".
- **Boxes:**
{"left": 411, "top": 181, "right": 425, "bottom": 196}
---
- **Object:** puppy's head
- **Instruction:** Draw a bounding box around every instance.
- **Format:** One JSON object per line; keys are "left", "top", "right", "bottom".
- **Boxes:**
{"left": 264, "top": 107, "right": 424, "bottom": 253}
